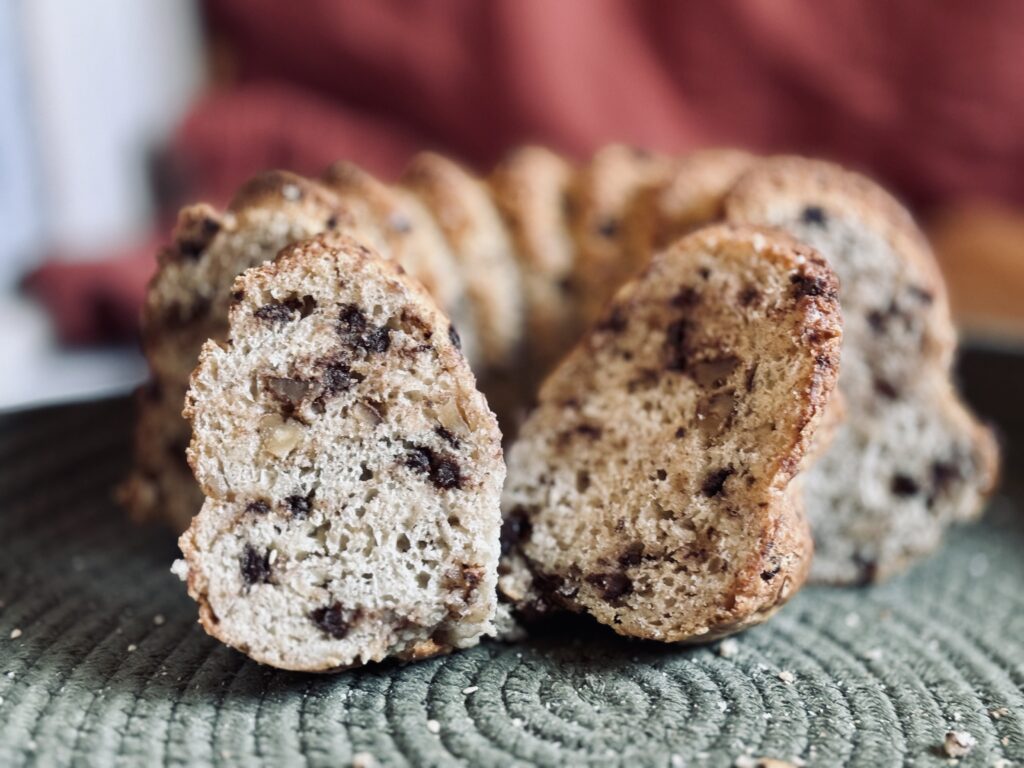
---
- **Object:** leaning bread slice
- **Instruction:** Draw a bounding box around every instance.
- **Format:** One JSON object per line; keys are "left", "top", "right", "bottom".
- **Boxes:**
{"left": 177, "top": 235, "right": 504, "bottom": 671}
{"left": 568, "top": 144, "right": 676, "bottom": 330}
{"left": 120, "top": 171, "right": 353, "bottom": 530}
{"left": 489, "top": 146, "right": 579, "bottom": 387}
{"left": 500, "top": 225, "right": 842, "bottom": 642}
{"left": 401, "top": 151, "right": 524, "bottom": 371}
{"left": 725, "top": 157, "right": 999, "bottom": 584}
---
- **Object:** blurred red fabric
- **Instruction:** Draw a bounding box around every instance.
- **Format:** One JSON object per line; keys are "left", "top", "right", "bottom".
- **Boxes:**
{"left": 26, "top": 0, "right": 1024, "bottom": 344}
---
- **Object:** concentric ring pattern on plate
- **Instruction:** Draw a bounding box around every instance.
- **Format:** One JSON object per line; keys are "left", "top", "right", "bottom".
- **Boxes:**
{"left": 0, "top": 397, "right": 1021, "bottom": 767}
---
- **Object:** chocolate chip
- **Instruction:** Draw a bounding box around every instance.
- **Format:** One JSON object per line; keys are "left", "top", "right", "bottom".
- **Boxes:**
{"left": 177, "top": 217, "right": 221, "bottom": 260}
{"left": 321, "top": 361, "right": 355, "bottom": 396}
{"left": 241, "top": 545, "right": 271, "bottom": 585}
{"left": 618, "top": 543, "right": 644, "bottom": 567}
{"left": 358, "top": 326, "right": 391, "bottom": 354}
{"left": 790, "top": 272, "right": 837, "bottom": 300}
{"left": 891, "top": 474, "right": 920, "bottom": 497}
{"left": 671, "top": 287, "right": 700, "bottom": 308}
{"left": 760, "top": 564, "right": 781, "bottom": 581}
{"left": 432, "top": 457, "right": 462, "bottom": 490}
{"left": 874, "top": 378, "right": 899, "bottom": 399}
{"left": 702, "top": 467, "right": 735, "bottom": 497}
{"left": 597, "top": 306, "right": 628, "bottom": 333}
{"left": 585, "top": 572, "right": 633, "bottom": 602}
{"left": 665, "top": 319, "right": 693, "bottom": 371}
{"left": 255, "top": 295, "right": 317, "bottom": 322}
{"left": 245, "top": 500, "right": 271, "bottom": 515}
{"left": 739, "top": 286, "right": 760, "bottom": 306}
{"left": 434, "top": 425, "right": 460, "bottom": 448}
{"left": 575, "top": 424, "right": 602, "bottom": 439}
{"left": 448, "top": 324, "right": 462, "bottom": 350}
{"left": 310, "top": 602, "right": 354, "bottom": 639}
{"left": 284, "top": 493, "right": 313, "bottom": 519}
{"left": 698, "top": 267, "right": 711, "bottom": 280}
{"left": 500, "top": 507, "right": 533, "bottom": 555}
{"left": 801, "top": 205, "right": 828, "bottom": 227}
{"left": 325, "top": 214, "right": 339, "bottom": 230}
{"left": 597, "top": 218, "right": 619, "bottom": 238}
{"left": 231, "top": 290, "right": 245, "bottom": 304}
{"left": 405, "top": 445, "right": 463, "bottom": 490}
{"left": 405, "top": 445, "right": 433, "bottom": 475}
{"left": 867, "top": 310, "right": 887, "bottom": 333}
{"left": 338, "top": 304, "right": 368, "bottom": 334}
{"left": 674, "top": 427, "right": 687, "bottom": 439}
{"left": 177, "top": 240, "right": 206, "bottom": 259}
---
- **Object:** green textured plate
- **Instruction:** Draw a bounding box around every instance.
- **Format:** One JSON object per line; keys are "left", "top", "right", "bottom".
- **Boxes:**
{"left": 0, "top": 348, "right": 1021, "bottom": 767}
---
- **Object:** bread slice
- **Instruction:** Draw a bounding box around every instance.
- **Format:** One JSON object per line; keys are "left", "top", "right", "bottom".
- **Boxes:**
{"left": 176, "top": 235, "right": 504, "bottom": 671}
{"left": 500, "top": 225, "right": 842, "bottom": 642}
{"left": 489, "top": 146, "right": 579, "bottom": 388}
{"left": 568, "top": 145, "right": 676, "bottom": 329}
{"left": 120, "top": 172, "right": 351, "bottom": 530}
{"left": 725, "top": 157, "right": 999, "bottom": 583}
{"left": 400, "top": 152, "right": 524, "bottom": 371}
{"left": 320, "top": 161, "right": 481, "bottom": 367}
{"left": 625, "top": 148, "right": 756, "bottom": 266}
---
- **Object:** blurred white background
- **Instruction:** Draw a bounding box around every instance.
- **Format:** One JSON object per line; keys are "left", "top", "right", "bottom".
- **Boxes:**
{"left": 0, "top": 0, "right": 202, "bottom": 409}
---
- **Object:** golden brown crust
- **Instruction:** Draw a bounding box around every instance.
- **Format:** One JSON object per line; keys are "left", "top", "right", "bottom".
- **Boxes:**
{"left": 502, "top": 224, "right": 842, "bottom": 642}
{"left": 726, "top": 156, "right": 999, "bottom": 584}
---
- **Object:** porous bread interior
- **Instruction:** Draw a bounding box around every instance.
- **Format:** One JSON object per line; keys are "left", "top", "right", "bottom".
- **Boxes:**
{"left": 182, "top": 238, "right": 503, "bottom": 671}
{"left": 726, "top": 163, "right": 997, "bottom": 582}
{"left": 503, "top": 227, "right": 839, "bottom": 641}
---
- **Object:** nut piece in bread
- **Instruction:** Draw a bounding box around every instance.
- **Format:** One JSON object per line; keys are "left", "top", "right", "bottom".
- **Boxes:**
{"left": 177, "top": 235, "right": 504, "bottom": 671}
{"left": 501, "top": 225, "right": 842, "bottom": 641}
{"left": 726, "top": 157, "right": 999, "bottom": 583}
